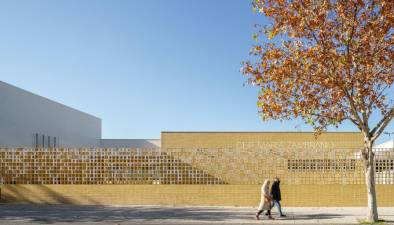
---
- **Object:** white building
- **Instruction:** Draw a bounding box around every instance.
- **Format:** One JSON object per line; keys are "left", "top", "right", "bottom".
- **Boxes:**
{"left": 374, "top": 140, "right": 394, "bottom": 149}
{"left": 0, "top": 81, "right": 160, "bottom": 148}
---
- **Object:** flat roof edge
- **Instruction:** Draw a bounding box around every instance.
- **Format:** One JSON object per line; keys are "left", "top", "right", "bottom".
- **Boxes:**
{"left": 100, "top": 139, "right": 160, "bottom": 140}
{"left": 161, "top": 131, "right": 362, "bottom": 134}
{"left": 0, "top": 80, "right": 101, "bottom": 120}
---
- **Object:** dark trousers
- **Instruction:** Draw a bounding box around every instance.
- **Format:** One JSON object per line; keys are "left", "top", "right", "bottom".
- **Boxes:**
{"left": 272, "top": 200, "right": 284, "bottom": 216}
{"left": 256, "top": 209, "right": 271, "bottom": 216}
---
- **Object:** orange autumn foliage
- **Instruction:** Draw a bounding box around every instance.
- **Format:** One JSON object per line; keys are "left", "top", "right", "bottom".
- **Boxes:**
{"left": 242, "top": 0, "right": 393, "bottom": 139}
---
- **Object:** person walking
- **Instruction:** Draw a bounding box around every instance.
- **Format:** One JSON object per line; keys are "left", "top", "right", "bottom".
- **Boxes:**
{"left": 270, "top": 177, "right": 286, "bottom": 217}
{"left": 255, "top": 179, "right": 273, "bottom": 220}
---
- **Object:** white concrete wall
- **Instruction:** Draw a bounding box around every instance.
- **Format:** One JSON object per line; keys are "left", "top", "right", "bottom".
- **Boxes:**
{"left": 100, "top": 139, "right": 161, "bottom": 148}
{"left": 374, "top": 140, "right": 394, "bottom": 149}
{"left": 0, "top": 81, "right": 101, "bottom": 148}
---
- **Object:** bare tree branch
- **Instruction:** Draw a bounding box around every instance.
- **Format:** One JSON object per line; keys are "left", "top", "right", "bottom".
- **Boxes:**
{"left": 371, "top": 107, "right": 394, "bottom": 141}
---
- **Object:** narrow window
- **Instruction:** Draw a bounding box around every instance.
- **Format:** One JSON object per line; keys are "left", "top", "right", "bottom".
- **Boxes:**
{"left": 35, "top": 133, "right": 39, "bottom": 148}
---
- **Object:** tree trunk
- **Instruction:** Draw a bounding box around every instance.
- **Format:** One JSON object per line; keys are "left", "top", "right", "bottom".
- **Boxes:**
{"left": 364, "top": 140, "right": 379, "bottom": 222}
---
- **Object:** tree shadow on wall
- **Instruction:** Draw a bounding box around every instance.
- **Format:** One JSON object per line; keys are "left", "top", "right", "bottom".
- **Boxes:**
{"left": 0, "top": 185, "right": 99, "bottom": 205}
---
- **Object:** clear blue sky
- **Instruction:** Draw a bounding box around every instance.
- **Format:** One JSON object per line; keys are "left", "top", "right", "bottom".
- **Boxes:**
{"left": 0, "top": 0, "right": 392, "bottom": 143}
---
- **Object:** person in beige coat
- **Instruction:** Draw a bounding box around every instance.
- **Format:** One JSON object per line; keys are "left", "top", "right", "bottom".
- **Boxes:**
{"left": 255, "top": 179, "right": 273, "bottom": 220}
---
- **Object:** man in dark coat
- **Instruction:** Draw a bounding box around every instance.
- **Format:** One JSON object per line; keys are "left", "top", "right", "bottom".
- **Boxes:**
{"left": 270, "top": 177, "right": 286, "bottom": 217}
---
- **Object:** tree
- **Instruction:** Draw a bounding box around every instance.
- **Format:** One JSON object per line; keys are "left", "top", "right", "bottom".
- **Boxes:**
{"left": 242, "top": 0, "right": 393, "bottom": 222}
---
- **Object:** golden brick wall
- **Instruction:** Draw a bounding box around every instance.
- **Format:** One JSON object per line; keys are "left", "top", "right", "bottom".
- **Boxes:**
{"left": 161, "top": 132, "right": 364, "bottom": 149}
{"left": 161, "top": 132, "right": 370, "bottom": 185}
{"left": 0, "top": 149, "right": 225, "bottom": 185}
{"left": 0, "top": 132, "right": 393, "bottom": 206}
{"left": 1, "top": 184, "right": 393, "bottom": 206}
{"left": 163, "top": 147, "right": 370, "bottom": 185}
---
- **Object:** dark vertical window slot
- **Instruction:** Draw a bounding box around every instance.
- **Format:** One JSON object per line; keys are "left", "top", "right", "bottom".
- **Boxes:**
{"left": 35, "top": 133, "right": 39, "bottom": 148}
{"left": 42, "top": 135, "right": 45, "bottom": 148}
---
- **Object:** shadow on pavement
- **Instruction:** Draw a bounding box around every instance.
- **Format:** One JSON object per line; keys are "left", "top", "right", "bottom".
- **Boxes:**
{"left": 281, "top": 213, "right": 345, "bottom": 220}
{"left": 0, "top": 205, "right": 350, "bottom": 224}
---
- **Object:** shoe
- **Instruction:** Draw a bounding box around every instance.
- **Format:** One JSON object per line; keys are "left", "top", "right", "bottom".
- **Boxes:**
{"left": 268, "top": 215, "right": 274, "bottom": 220}
{"left": 280, "top": 214, "right": 286, "bottom": 217}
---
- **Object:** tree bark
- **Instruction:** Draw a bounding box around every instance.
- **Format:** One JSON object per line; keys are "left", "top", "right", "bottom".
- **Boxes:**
{"left": 363, "top": 140, "right": 379, "bottom": 222}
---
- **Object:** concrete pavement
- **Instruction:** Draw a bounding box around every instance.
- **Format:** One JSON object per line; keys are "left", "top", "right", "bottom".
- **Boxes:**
{"left": 0, "top": 204, "right": 392, "bottom": 224}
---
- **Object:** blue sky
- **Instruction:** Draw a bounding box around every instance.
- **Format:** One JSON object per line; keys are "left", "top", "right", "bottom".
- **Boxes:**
{"left": 0, "top": 0, "right": 392, "bottom": 143}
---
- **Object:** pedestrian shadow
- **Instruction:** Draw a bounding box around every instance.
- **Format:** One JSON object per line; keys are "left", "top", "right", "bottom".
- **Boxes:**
{"left": 274, "top": 213, "right": 345, "bottom": 220}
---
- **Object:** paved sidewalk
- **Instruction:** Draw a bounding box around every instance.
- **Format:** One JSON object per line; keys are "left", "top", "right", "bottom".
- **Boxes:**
{"left": 0, "top": 205, "right": 393, "bottom": 224}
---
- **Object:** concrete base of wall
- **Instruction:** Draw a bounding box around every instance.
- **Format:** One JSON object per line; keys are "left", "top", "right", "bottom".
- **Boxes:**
{"left": 1, "top": 185, "right": 393, "bottom": 206}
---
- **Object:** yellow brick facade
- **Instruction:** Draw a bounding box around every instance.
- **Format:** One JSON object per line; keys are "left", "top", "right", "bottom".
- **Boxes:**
{"left": 161, "top": 132, "right": 364, "bottom": 149}
{"left": 1, "top": 132, "right": 393, "bottom": 206}
{"left": 1, "top": 184, "right": 394, "bottom": 206}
